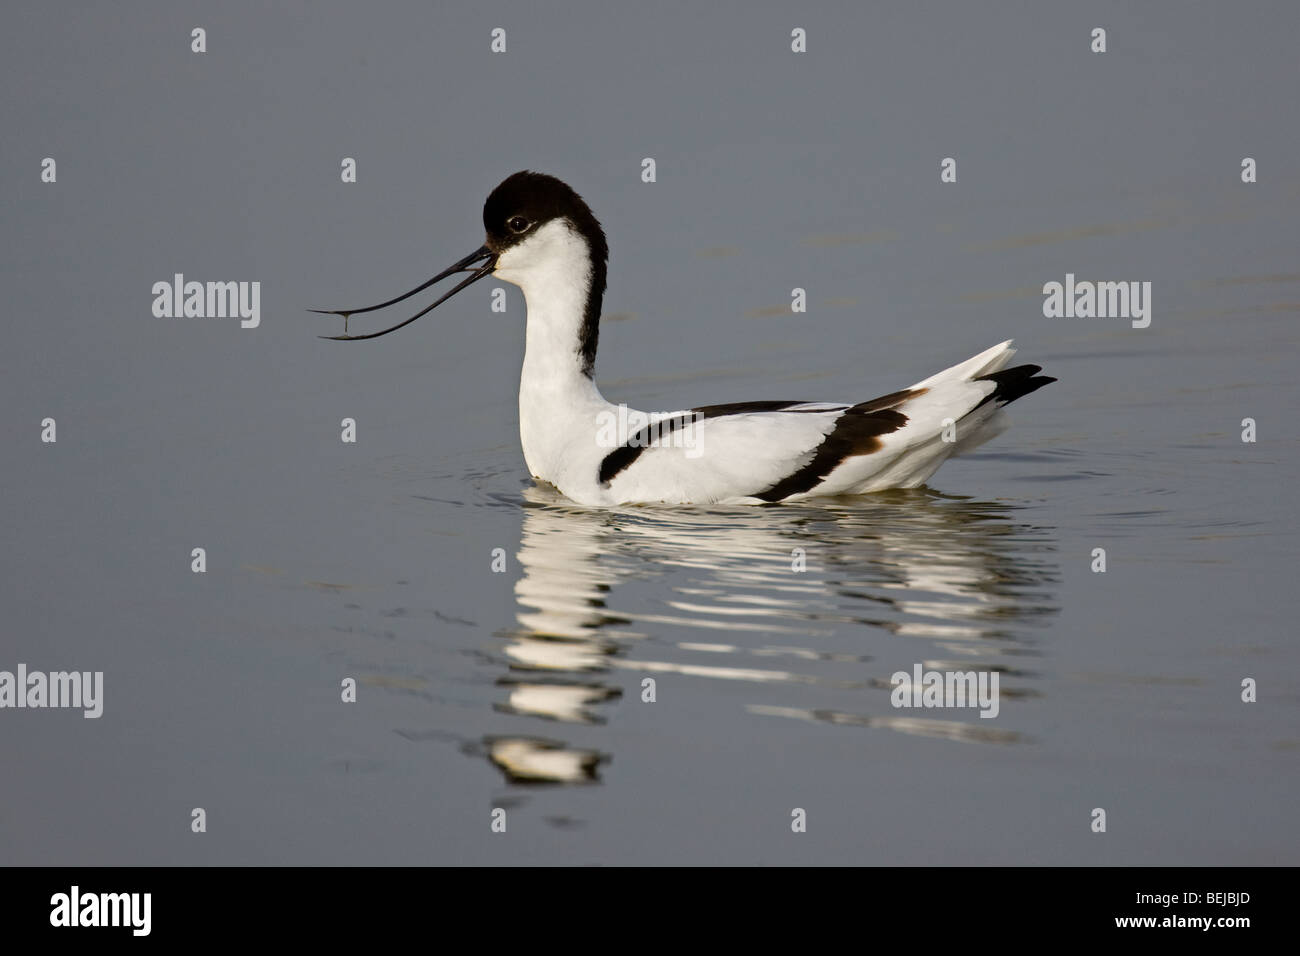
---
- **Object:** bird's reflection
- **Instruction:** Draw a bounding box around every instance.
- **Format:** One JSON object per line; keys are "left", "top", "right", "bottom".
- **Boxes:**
{"left": 483, "top": 484, "right": 1059, "bottom": 784}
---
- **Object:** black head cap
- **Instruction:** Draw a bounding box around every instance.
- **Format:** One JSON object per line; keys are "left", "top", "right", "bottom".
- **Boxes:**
{"left": 483, "top": 171, "right": 608, "bottom": 259}
{"left": 483, "top": 171, "right": 608, "bottom": 377}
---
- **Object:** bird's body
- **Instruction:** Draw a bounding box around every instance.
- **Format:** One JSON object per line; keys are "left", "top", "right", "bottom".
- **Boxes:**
{"left": 525, "top": 339, "right": 1040, "bottom": 506}
{"left": 318, "top": 172, "right": 1055, "bottom": 505}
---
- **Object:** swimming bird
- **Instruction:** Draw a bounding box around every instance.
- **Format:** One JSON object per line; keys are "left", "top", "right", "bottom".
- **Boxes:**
{"left": 314, "top": 171, "right": 1055, "bottom": 506}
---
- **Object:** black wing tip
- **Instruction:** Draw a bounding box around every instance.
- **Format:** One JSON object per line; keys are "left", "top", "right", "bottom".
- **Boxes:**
{"left": 976, "top": 364, "right": 1057, "bottom": 406}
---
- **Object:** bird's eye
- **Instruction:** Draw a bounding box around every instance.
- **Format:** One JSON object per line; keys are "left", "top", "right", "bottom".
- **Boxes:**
{"left": 507, "top": 216, "right": 529, "bottom": 234}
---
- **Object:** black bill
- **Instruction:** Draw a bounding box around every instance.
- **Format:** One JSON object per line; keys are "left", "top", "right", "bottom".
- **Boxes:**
{"left": 313, "top": 245, "right": 496, "bottom": 341}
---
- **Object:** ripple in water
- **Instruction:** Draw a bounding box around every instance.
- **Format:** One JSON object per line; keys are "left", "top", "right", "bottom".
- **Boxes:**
{"left": 475, "top": 485, "right": 1060, "bottom": 784}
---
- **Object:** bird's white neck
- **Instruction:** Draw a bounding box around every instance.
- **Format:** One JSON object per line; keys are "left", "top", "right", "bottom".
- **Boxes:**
{"left": 495, "top": 221, "right": 610, "bottom": 478}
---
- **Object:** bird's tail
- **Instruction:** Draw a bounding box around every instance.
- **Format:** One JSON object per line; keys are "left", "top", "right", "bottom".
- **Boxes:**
{"left": 841, "top": 340, "right": 1055, "bottom": 492}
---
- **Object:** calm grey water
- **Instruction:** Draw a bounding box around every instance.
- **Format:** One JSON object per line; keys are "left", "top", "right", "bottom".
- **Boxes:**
{"left": 3, "top": 3, "right": 1297, "bottom": 865}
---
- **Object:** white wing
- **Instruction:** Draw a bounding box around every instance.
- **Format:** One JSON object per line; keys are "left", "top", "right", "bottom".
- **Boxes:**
{"left": 602, "top": 341, "right": 1054, "bottom": 504}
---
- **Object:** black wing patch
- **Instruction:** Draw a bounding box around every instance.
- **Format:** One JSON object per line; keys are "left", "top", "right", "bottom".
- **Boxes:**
{"left": 972, "top": 365, "right": 1057, "bottom": 410}
{"left": 597, "top": 400, "right": 831, "bottom": 486}
{"left": 753, "top": 389, "right": 924, "bottom": 502}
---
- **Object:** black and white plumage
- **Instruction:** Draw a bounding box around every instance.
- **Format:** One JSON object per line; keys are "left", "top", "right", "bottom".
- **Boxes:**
{"left": 317, "top": 171, "right": 1055, "bottom": 505}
